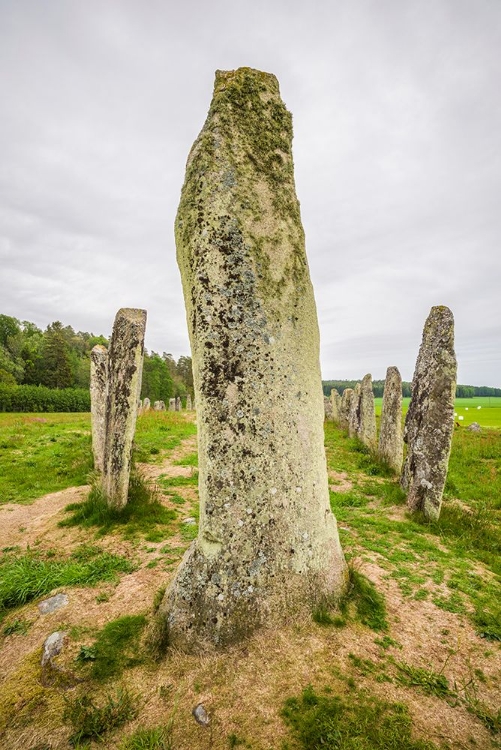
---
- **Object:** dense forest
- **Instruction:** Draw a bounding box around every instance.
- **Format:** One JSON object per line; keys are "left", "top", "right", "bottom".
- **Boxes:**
{"left": 322, "top": 380, "right": 501, "bottom": 398}
{"left": 0, "top": 313, "right": 193, "bottom": 402}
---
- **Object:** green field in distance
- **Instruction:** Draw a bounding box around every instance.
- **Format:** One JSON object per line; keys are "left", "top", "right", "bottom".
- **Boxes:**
{"left": 374, "top": 396, "right": 501, "bottom": 428}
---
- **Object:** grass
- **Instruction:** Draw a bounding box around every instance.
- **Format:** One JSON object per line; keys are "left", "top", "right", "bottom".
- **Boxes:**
{"left": 77, "top": 614, "right": 148, "bottom": 681}
{"left": 0, "top": 412, "right": 93, "bottom": 504}
{"left": 60, "top": 470, "right": 177, "bottom": 539}
{"left": 0, "top": 544, "right": 135, "bottom": 612}
{"left": 373, "top": 396, "right": 501, "bottom": 428}
{"left": 134, "top": 411, "right": 197, "bottom": 462}
{"left": 282, "top": 684, "right": 439, "bottom": 749}
{"left": 120, "top": 725, "right": 174, "bottom": 749}
{"left": 64, "top": 687, "right": 139, "bottom": 745}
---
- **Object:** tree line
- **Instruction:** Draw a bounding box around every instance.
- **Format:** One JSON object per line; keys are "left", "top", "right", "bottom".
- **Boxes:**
{"left": 322, "top": 380, "right": 501, "bottom": 399}
{"left": 0, "top": 313, "right": 193, "bottom": 403}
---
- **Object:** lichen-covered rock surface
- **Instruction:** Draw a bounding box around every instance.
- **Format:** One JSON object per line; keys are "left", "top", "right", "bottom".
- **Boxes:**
{"left": 339, "top": 388, "right": 354, "bottom": 431}
{"left": 358, "top": 373, "right": 377, "bottom": 450}
{"left": 162, "top": 67, "right": 346, "bottom": 651}
{"left": 401, "top": 306, "right": 457, "bottom": 520}
{"left": 378, "top": 366, "right": 403, "bottom": 473}
{"left": 330, "top": 388, "right": 341, "bottom": 424}
{"left": 102, "top": 308, "right": 146, "bottom": 509}
{"left": 90, "top": 344, "right": 108, "bottom": 473}
{"left": 348, "top": 383, "right": 361, "bottom": 438}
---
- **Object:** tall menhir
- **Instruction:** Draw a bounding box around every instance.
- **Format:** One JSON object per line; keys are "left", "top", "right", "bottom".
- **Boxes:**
{"left": 160, "top": 67, "right": 346, "bottom": 650}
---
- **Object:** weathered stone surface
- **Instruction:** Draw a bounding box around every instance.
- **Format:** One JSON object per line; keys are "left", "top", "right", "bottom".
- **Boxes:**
{"left": 102, "top": 308, "right": 147, "bottom": 509}
{"left": 143, "top": 397, "right": 151, "bottom": 411}
{"left": 154, "top": 400, "right": 165, "bottom": 411}
{"left": 161, "top": 67, "right": 346, "bottom": 651}
{"left": 175, "top": 396, "right": 182, "bottom": 411}
{"left": 168, "top": 398, "right": 176, "bottom": 411}
{"left": 38, "top": 593, "right": 69, "bottom": 614}
{"left": 330, "top": 388, "right": 341, "bottom": 424}
{"left": 41, "top": 631, "right": 67, "bottom": 667}
{"left": 339, "top": 388, "right": 354, "bottom": 431}
{"left": 348, "top": 383, "right": 361, "bottom": 438}
{"left": 467, "top": 422, "right": 481, "bottom": 432}
{"left": 401, "top": 306, "right": 457, "bottom": 520}
{"left": 90, "top": 345, "right": 108, "bottom": 473}
{"left": 358, "top": 374, "right": 377, "bottom": 450}
{"left": 324, "top": 395, "right": 333, "bottom": 420}
{"left": 186, "top": 394, "right": 193, "bottom": 410}
{"left": 378, "top": 366, "right": 403, "bottom": 473}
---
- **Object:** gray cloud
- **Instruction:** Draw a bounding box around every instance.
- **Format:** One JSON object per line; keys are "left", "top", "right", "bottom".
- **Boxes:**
{"left": 1, "top": 0, "right": 500, "bottom": 385}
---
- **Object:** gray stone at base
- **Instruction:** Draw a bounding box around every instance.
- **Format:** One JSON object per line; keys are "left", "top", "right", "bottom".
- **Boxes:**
{"left": 378, "top": 366, "right": 403, "bottom": 473}
{"left": 358, "top": 374, "right": 377, "bottom": 450}
{"left": 330, "top": 388, "right": 341, "bottom": 424}
{"left": 102, "top": 308, "right": 147, "bottom": 509}
{"left": 401, "top": 306, "right": 457, "bottom": 520}
{"left": 90, "top": 345, "right": 108, "bottom": 473}
{"left": 161, "top": 67, "right": 346, "bottom": 652}
{"left": 41, "top": 631, "right": 67, "bottom": 667}
{"left": 38, "top": 593, "right": 69, "bottom": 614}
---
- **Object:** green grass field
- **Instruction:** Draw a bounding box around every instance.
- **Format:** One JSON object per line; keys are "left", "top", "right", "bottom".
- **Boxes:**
{"left": 374, "top": 396, "right": 501, "bottom": 428}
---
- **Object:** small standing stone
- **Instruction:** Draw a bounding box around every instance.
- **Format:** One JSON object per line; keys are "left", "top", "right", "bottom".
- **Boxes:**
{"left": 38, "top": 593, "right": 69, "bottom": 614}
{"left": 175, "top": 396, "right": 182, "bottom": 411}
{"left": 358, "top": 374, "right": 377, "bottom": 450}
{"left": 154, "top": 401, "right": 162, "bottom": 411}
{"left": 143, "top": 397, "right": 151, "bottom": 411}
{"left": 90, "top": 345, "right": 108, "bottom": 473}
{"left": 339, "top": 388, "right": 354, "bottom": 431}
{"left": 467, "top": 422, "right": 481, "bottom": 432}
{"left": 169, "top": 398, "right": 176, "bottom": 411}
{"left": 348, "top": 383, "right": 361, "bottom": 438}
{"left": 378, "top": 366, "right": 403, "bottom": 473}
{"left": 330, "top": 388, "right": 341, "bottom": 424}
{"left": 102, "top": 308, "right": 147, "bottom": 509}
{"left": 186, "top": 394, "right": 193, "bottom": 410}
{"left": 401, "top": 306, "right": 457, "bottom": 520}
{"left": 324, "top": 395, "right": 333, "bottom": 420}
{"left": 41, "top": 631, "right": 67, "bottom": 667}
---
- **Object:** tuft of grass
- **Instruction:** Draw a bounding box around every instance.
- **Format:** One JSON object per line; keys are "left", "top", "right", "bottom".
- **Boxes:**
{"left": 173, "top": 452, "right": 198, "bottom": 467}
{"left": 63, "top": 687, "right": 139, "bottom": 746}
{"left": 120, "top": 724, "right": 174, "bottom": 749}
{"left": 78, "top": 615, "right": 147, "bottom": 681}
{"left": 282, "top": 684, "right": 439, "bottom": 749}
{"left": 0, "top": 545, "right": 134, "bottom": 611}
{"left": 343, "top": 568, "right": 388, "bottom": 632}
{"left": 60, "top": 470, "right": 176, "bottom": 539}
{"left": 2, "top": 617, "right": 30, "bottom": 635}
{"left": 395, "top": 661, "right": 454, "bottom": 698}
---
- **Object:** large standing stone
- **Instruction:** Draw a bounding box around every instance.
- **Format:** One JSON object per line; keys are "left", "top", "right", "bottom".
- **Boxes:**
{"left": 400, "top": 306, "right": 457, "bottom": 520}
{"left": 161, "top": 67, "right": 346, "bottom": 651}
{"left": 358, "top": 374, "right": 377, "bottom": 450}
{"left": 90, "top": 345, "right": 108, "bottom": 473}
{"left": 186, "top": 394, "right": 193, "bottom": 410}
{"left": 324, "top": 395, "right": 333, "bottom": 420}
{"left": 330, "top": 388, "right": 341, "bottom": 424}
{"left": 143, "top": 397, "right": 151, "bottom": 411}
{"left": 168, "top": 398, "right": 176, "bottom": 411}
{"left": 175, "top": 396, "right": 182, "bottom": 411}
{"left": 378, "top": 366, "right": 403, "bottom": 473}
{"left": 339, "top": 388, "right": 354, "bottom": 431}
{"left": 102, "top": 308, "right": 147, "bottom": 509}
{"left": 348, "top": 383, "right": 361, "bottom": 438}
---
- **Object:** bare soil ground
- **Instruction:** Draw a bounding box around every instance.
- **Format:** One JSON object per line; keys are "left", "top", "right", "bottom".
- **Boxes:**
{"left": 0, "top": 429, "right": 500, "bottom": 750}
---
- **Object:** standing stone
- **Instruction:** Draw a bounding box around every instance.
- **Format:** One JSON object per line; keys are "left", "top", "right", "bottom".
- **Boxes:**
{"left": 378, "top": 366, "right": 403, "bottom": 473}
{"left": 143, "top": 397, "right": 151, "bottom": 411}
{"left": 401, "top": 306, "right": 457, "bottom": 520}
{"left": 175, "top": 396, "right": 182, "bottom": 411}
{"left": 330, "top": 388, "right": 341, "bottom": 424}
{"left": 102, "top": 308, "right": 147, "bottom": 509}
{"left": 161, "top": 67, "right": 346, "bottom": 651}
{"left": 159, "top": 400, "right": 166, "bottom": 410}
{"left": 358, "top": 374, "right": 377, "bottom": 450}
{"left": 324, "top": 395, "right": 333, "bottom": 420}
{"left": 339, "top": 388, "right": 354, "bottom": 431}
{"left": 90, "top": 345, "right": 108, "bottom": 473}
{"left": 186, "top": 394, "right": 193, "bottom": 410}
{"left": 169, "top": 398, "right": 176, "bottom": 411}
{"left": 154, "top": 400, "right": 162, "bottom": 411}
{"left": 348, "top": 383, "right": 361, "bottom": 438}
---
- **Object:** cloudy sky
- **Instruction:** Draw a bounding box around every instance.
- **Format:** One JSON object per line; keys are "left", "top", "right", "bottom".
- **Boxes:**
{"left": 1, "top": 0, "right": 500, "bottom": 386}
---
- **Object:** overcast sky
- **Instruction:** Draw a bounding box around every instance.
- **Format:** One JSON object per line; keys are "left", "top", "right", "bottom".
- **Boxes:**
{"left": 1, "top": 0, "right": 500, "bottom": 386}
